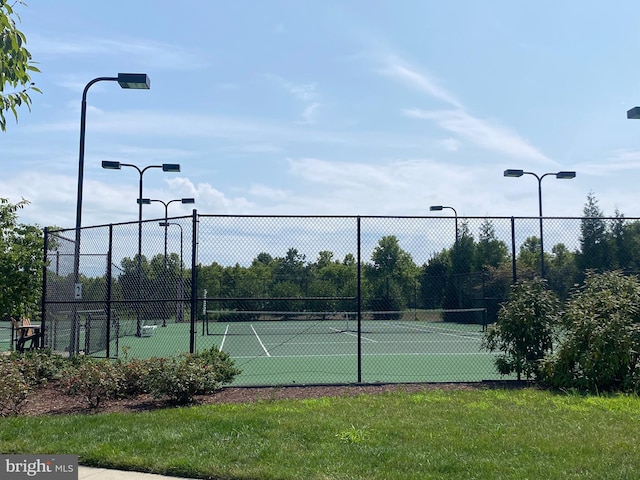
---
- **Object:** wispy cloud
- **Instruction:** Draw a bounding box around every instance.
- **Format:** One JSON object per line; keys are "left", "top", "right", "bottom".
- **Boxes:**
{"left": 440, "top": 138, "right": 461, "bottom": 151}
{"left": 29, "top": 34, "right": 207, "bottom": 70}
{"left": 377, "top": 54, "right": 552, "bottom": 164}
{"left": 579, "top": 149, "right": 640, "bottom": 175}
{"left": 300, "top": 102, "right": 321, "bottom": 124}
{"left": 282, "top": 156, "right": 513, "bottom": 216}
{"left": 265, "top": 74, "right": 322, "bottom": 123}
{"left": 378, "top": 56, "right": 463, "bottom": 109}
{"left": 405, "top": 108, "right": 552, "bottom": 163}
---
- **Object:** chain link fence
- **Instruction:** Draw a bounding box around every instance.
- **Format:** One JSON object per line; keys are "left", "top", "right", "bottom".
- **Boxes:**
{"left": 39, "top": 213, "right": 638, "bottom": 386}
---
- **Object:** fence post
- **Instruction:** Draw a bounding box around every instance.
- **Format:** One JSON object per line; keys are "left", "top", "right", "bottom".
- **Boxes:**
{"left": 40, "top": 227, "right": 49, "bottom": 349}
{"left": 511, "top": 216, "right": 517, "bottom": 284}
{"left": 190, "top": 209, "right": 198, "bottom": 353}
{"left": 106, "top": 224, "right": 113, "bottom": 358}
{"left": 357, "top": 215, "right": 362, "bottom": 383}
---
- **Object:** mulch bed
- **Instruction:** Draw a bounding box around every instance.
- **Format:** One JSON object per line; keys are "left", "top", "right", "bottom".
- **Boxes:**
{"left": 18, "top": 380, "right": 529, "bottom": 417}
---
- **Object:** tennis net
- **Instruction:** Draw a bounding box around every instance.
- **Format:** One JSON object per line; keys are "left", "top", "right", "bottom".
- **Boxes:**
{"left": 203, "top": 308, "right": 487, "bottom": 336}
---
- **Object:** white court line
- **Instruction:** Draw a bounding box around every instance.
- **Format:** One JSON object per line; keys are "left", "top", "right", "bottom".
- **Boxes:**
{"left": 329, "top": 327, "right": 377, "bottom": 342}
{"left": 233, "top": 351, "right": 494, "bottom": 359}
{"left": 381, "top": 321, "right": 482, "bottom": 339}
{"left": 251, "top": 324, "right": 271, "bottom": 357}
{"left": 219, "top": 324, "right": 230, "bottom": 351}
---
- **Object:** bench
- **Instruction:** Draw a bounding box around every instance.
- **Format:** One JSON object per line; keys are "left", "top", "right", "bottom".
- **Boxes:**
{"left": 12, "top": 317, "right": 41, "bottom": 352}
{"left": 140, "top": 324, "right": 157, "bottom": 337}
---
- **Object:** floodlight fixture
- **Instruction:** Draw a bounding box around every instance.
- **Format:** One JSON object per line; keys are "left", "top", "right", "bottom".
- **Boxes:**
{"left": 504, "top": 168, "right": 576, "bottom": 277}
{"left": 627, "top": 107, "right": 640, "bottom": 119}
{"left": 101, "top": 161, "right": 121, "bottom": 170}
{"left": 117, "top": 73, "right": 151, "bottom": 89}
{"left": 162, "top": 164, "right": 181, "bottom": 172}
{"left": 556, "top": 171, "right": 576, "bottom": 179}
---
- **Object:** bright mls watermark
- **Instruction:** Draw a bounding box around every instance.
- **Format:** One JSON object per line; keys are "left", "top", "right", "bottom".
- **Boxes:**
{"left": 1, "top": 455, "right": 77, "bottom": 479}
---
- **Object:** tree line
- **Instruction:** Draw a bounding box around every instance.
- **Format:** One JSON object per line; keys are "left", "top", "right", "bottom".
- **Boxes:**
{"left": 7, "top": 192, "right": 640, "bottom": 323}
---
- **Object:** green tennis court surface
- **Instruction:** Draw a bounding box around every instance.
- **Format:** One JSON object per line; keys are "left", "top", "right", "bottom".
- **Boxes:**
{"left": 102, "top": 315, "right": 510, "bottom": 385}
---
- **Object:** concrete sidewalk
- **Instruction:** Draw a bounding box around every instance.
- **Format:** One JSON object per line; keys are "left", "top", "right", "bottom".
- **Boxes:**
{"left": 79, "top": 466, "right": 197, "bottom": 479}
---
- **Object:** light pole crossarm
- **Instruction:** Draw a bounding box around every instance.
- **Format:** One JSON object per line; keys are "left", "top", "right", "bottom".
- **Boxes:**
{"left": 504, "top": 168, "right": 576, "bottom": 278}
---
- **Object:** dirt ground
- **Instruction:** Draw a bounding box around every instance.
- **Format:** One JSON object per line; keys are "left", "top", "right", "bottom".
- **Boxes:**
{"left": 19, "top": 381, "right": 525, "bottom": 417}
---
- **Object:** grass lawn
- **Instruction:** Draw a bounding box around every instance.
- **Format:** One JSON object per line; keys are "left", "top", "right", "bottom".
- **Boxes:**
{"left": 1, "top": 387, "right": 639, "bottom": 479}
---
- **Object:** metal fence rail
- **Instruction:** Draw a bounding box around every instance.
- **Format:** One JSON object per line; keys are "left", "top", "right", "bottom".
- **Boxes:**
{"left": 37, "top": 213, "right": 640, "bottom": 386}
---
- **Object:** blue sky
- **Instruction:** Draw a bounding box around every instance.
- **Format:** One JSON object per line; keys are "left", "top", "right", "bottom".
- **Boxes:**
{"left": 4, "top": 0, "right": 640, "bottom": 229}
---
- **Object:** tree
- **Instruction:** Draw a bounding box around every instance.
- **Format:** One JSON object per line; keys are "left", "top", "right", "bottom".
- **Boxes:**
{"left": 578, "top": 191, "right": 609, "bottom": 272}
{"left": 420, "top": 250, "right": 449, "bottom": 309}
{"left": 474, "top": 218, "right": 508, "bottom": 270}
{"left": 446, "top": 222, "right": 475, "bottom": 309}
{"left": 546, "top": 243, "right": 579, "bottom": 301}
{"left": 1, "top": 0, "right": 41, "bottom": 131}
{"left": 0, "top": 198, "right": 45, "bottom": 319}
{"left": 482, "top": 278, "right": 560, "bottom": 381}
{"left": 516, "top": 236, "right": 542, "bottom": 280}
{"left": 365, "top": 235, "right": 418, "bottom": 315}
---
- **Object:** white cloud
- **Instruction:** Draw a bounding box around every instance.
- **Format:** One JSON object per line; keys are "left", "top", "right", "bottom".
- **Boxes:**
{"left": 378, "top": 56, "right": 463, "bottom": 109}
{"left": 579, "top": 149, "right": 640, "bottom": 175}
{"left": 440, "top": 138, "right": 461, "bottom": 151}
{"left": 300, "top": 102, "right": 321, "bottom": 124}
{"left": 265, "top": 74, "right": 322, "bottom": 123}
{"left": 248, "top": 185, "right": 289, "bottom": 201}
{"left": 30, "top": 34, "right": 208, "bottom": 70}
{"left": 166, "top": 178, "right": 255, "bottom": 214}
{"left": 404, "top": 108, "right": 553, "bottom": 164}
{"left": 376, "top": 53, "right": 552, "bottom": 164}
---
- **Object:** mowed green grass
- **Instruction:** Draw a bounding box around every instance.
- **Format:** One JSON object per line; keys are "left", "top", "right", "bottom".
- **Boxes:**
{"left": 1, "top": 388, "right": 639, "bottom": 479}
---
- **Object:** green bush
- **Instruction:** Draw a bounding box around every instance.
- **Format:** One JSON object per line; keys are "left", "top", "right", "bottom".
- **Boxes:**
{"left": 0, "top": 345, "right": 240, "bottom": 414}
{"left": 540, "top": 271, "right": 640, "bottom": 393}
{"left": 59, "top": 356, "right": 123, "bottom": 408}
{"left": 191, "top": 345, "right": 241, "bottom": 384}
{"left": 7, "top": 349, "right": 67, "bottom": 386}
{"left": 482, "top": 278, "right": 560, "bottom": 380}
{"left": 0, "top": 359, "right": 31, "bottom": 417}
{"left": 147, "top": 346, "right": 240, "bottom": 404}
{"left": 114, "top": 357, "right": 155, "bottom": 396}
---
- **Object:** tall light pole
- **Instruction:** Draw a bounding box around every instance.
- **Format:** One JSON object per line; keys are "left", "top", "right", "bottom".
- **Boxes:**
{"left": 71, "top": 73, "right": 149, "bottom": 355}
{"left": 430, "top": 205, "right": 460, "bottom": 306}
{"left": 504, "top": 169, "right": 576, "bottom": 277}
{"left": 148, "top": 198, "right": 194, "bottom": 326}
{"left": 102, "top": 161, "right": 180, "bottom": 336}
{"left": 159, "top": 221, "right": 184, "bottom": 323}
{"left": 148, "top": 198, "right": 195, "bottom": 264}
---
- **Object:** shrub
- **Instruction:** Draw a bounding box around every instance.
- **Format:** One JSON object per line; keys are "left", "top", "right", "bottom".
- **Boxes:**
{"left": 147, "top": 346, "right": 240, "bottom": 404}
{"left": 482, "top": 278, "right": 560, "bottom": 380}
{"left": 0, "top": 359, "right": 31, "bottom": 417}
{"left": 190, "top": 345, "right": 241, "bottom": 384}
{"left": 540, "top": 271, "right": 640, "bottom": 393}
{"left": 146, "top": 356, "right": 208, "bottom": 404}
{"left": 113, "top": 357, "right": 155, "bottom": 396}
{"left": 59, "top": 356, "right": 122, "bottom": 408}
{"left": 7, "top": 349, "right": 67, "bottom": 386}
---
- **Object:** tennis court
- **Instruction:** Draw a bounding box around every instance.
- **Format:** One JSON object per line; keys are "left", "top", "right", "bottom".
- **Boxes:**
{"left": 34, "top": 309, "right": 510, "bottom": 386}
{"left": 193, "top": 310, "right": 509, "bottom": 385}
